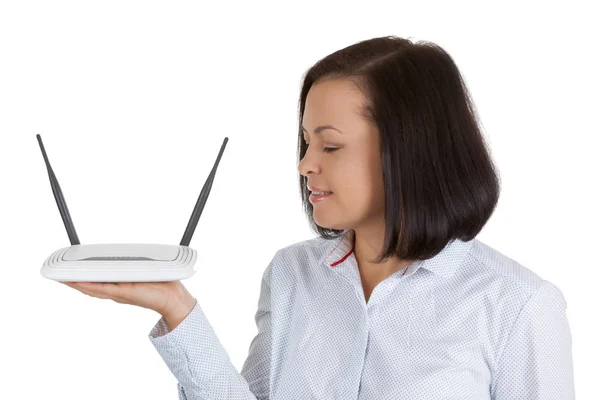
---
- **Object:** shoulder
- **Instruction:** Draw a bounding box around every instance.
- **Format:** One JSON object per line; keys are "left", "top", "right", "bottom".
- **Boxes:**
{"left": 468, "top": 239, "right": 544, "bottom": 289}
{"left": 462, "top": 238, "right": 568, "bottom": 320}
{"left": 468, "top": 239, "right": 564, "bottom": 291}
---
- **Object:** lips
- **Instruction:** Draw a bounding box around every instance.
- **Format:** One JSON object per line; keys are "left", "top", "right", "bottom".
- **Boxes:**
{"left": 309, "top": 191, "right": 333, "bottom": 204}
{"left": 308, "top": 185, "right": 333, "bottom": 193}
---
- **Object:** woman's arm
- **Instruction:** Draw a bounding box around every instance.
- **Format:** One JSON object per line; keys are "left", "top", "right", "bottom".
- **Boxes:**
{"left": 149, "top": 253, "right": 277, "bottom": 399}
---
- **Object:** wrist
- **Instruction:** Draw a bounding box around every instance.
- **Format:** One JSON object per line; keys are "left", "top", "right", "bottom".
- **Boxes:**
{"left": 162, "top": 293, "right": 197, "bottom": 332}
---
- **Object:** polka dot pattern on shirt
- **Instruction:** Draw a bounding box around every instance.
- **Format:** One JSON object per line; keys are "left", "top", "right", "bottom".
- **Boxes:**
{"left": 149, "top": 229, "right": 575, "bottom": 399}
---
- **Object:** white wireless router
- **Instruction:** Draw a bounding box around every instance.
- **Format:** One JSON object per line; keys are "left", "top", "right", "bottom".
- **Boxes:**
{"left": 37, "top": 134, "right": 228, "bottom": 282}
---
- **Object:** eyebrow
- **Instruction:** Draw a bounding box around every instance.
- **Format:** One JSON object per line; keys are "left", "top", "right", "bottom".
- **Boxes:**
{"left": 301, "top": 125, "right": 343, "bottom": 135}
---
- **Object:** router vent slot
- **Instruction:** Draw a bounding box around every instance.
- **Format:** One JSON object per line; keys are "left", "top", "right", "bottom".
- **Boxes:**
{"left": 82, "top": 256, "right": 154, "bottom": 261}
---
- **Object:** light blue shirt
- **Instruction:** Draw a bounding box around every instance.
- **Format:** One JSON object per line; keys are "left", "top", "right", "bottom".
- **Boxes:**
{"left": 148, "top": 229, "right": 575, "bottom": 399}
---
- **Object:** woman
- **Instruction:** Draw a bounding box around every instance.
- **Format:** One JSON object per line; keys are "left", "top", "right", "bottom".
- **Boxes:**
{"left": 62, "top": 35, "right": 575, "bottom": 399}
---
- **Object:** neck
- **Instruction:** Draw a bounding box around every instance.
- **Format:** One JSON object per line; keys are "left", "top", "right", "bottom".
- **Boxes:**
{"left": 352, "top": 225, "right": 414, "bottom": 276}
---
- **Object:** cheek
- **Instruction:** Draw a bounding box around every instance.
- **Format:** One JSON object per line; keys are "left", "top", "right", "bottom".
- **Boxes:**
{"left": 339, "top": 163, "right": 380, "bottom": 205}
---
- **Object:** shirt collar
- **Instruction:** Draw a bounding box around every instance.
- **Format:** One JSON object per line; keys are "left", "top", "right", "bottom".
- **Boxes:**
{"left": 322, "top": 228, "right": 474, "bottom": 278}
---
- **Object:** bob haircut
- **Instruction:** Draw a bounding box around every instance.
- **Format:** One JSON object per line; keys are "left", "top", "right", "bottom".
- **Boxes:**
{"left": 297, "top": 35, "right": 501, "bottom": 264}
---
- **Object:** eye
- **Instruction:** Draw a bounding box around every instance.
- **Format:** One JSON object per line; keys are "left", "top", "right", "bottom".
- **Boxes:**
{"left": 303, "top": 138, "right": 339, "bottom": 153}
{"left": 303, "top": 136, "right": 339, "bottom": 153}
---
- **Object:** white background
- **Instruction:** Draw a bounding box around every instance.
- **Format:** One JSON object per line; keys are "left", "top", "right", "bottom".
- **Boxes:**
{"left": 1, "top": 1, "right": 597, "bottom": 398}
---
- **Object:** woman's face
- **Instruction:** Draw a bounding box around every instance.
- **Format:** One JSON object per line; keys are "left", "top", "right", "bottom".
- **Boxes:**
{"left": 298, "top": 78, "right": 385, "bottom": 230}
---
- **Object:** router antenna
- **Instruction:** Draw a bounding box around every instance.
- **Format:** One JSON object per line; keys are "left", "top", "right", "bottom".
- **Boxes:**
{"left": 180, "top": 137, "right": 229, "bottom": 246}
{"left": 36, "top": 134, "right": 81, "bottom": 245}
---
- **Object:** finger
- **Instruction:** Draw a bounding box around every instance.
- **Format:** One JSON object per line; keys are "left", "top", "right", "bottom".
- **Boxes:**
{"left": 77, "top": 282, "right": 124, "bottom": 299}
{"left": 61, "top": 282, "right": 83, "bottom": 291}
{"left": 59, "top": 281, "right": 118, "bottom": 301}
{"left": 71, "top": 285, "right": 113, "bottom": 299}
{"left": 61, "top": 282, "right": 132, "bottom": 304}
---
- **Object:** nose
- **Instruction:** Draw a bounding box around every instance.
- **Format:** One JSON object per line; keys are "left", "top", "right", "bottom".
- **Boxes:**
{"left": 298, "top": 148, "right": 321, "bottom": 178}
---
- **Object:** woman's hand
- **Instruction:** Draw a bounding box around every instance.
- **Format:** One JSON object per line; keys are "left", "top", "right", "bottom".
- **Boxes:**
{"left": 59, "top": 280, "right": 196, "bottom": 323}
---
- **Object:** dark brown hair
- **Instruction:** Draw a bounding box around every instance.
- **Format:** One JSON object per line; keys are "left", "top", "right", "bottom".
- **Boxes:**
{"left": 297, "top": 35, "right": 501, "bottom": 264}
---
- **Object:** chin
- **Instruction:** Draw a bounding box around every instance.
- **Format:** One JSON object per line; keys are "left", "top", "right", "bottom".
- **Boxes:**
{"left": 313, "top": 218, "right": 347, "bottom": 231}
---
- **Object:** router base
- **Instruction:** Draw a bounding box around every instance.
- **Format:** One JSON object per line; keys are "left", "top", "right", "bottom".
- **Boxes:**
{"left": 41, "top": 244, "right": 198, "bottom": 282}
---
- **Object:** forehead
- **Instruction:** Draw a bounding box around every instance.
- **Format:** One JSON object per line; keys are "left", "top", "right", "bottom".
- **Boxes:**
{"left": 303, "top": 79, "right": 366, "bottom": 127}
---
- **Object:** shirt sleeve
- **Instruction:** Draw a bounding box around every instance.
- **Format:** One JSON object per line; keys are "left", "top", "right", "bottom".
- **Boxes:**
{"left": 148, "top": 256, "right": 275, "bottom": 400}
{"left": 491, "top": 279, "right": 576, "bottom": 399}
